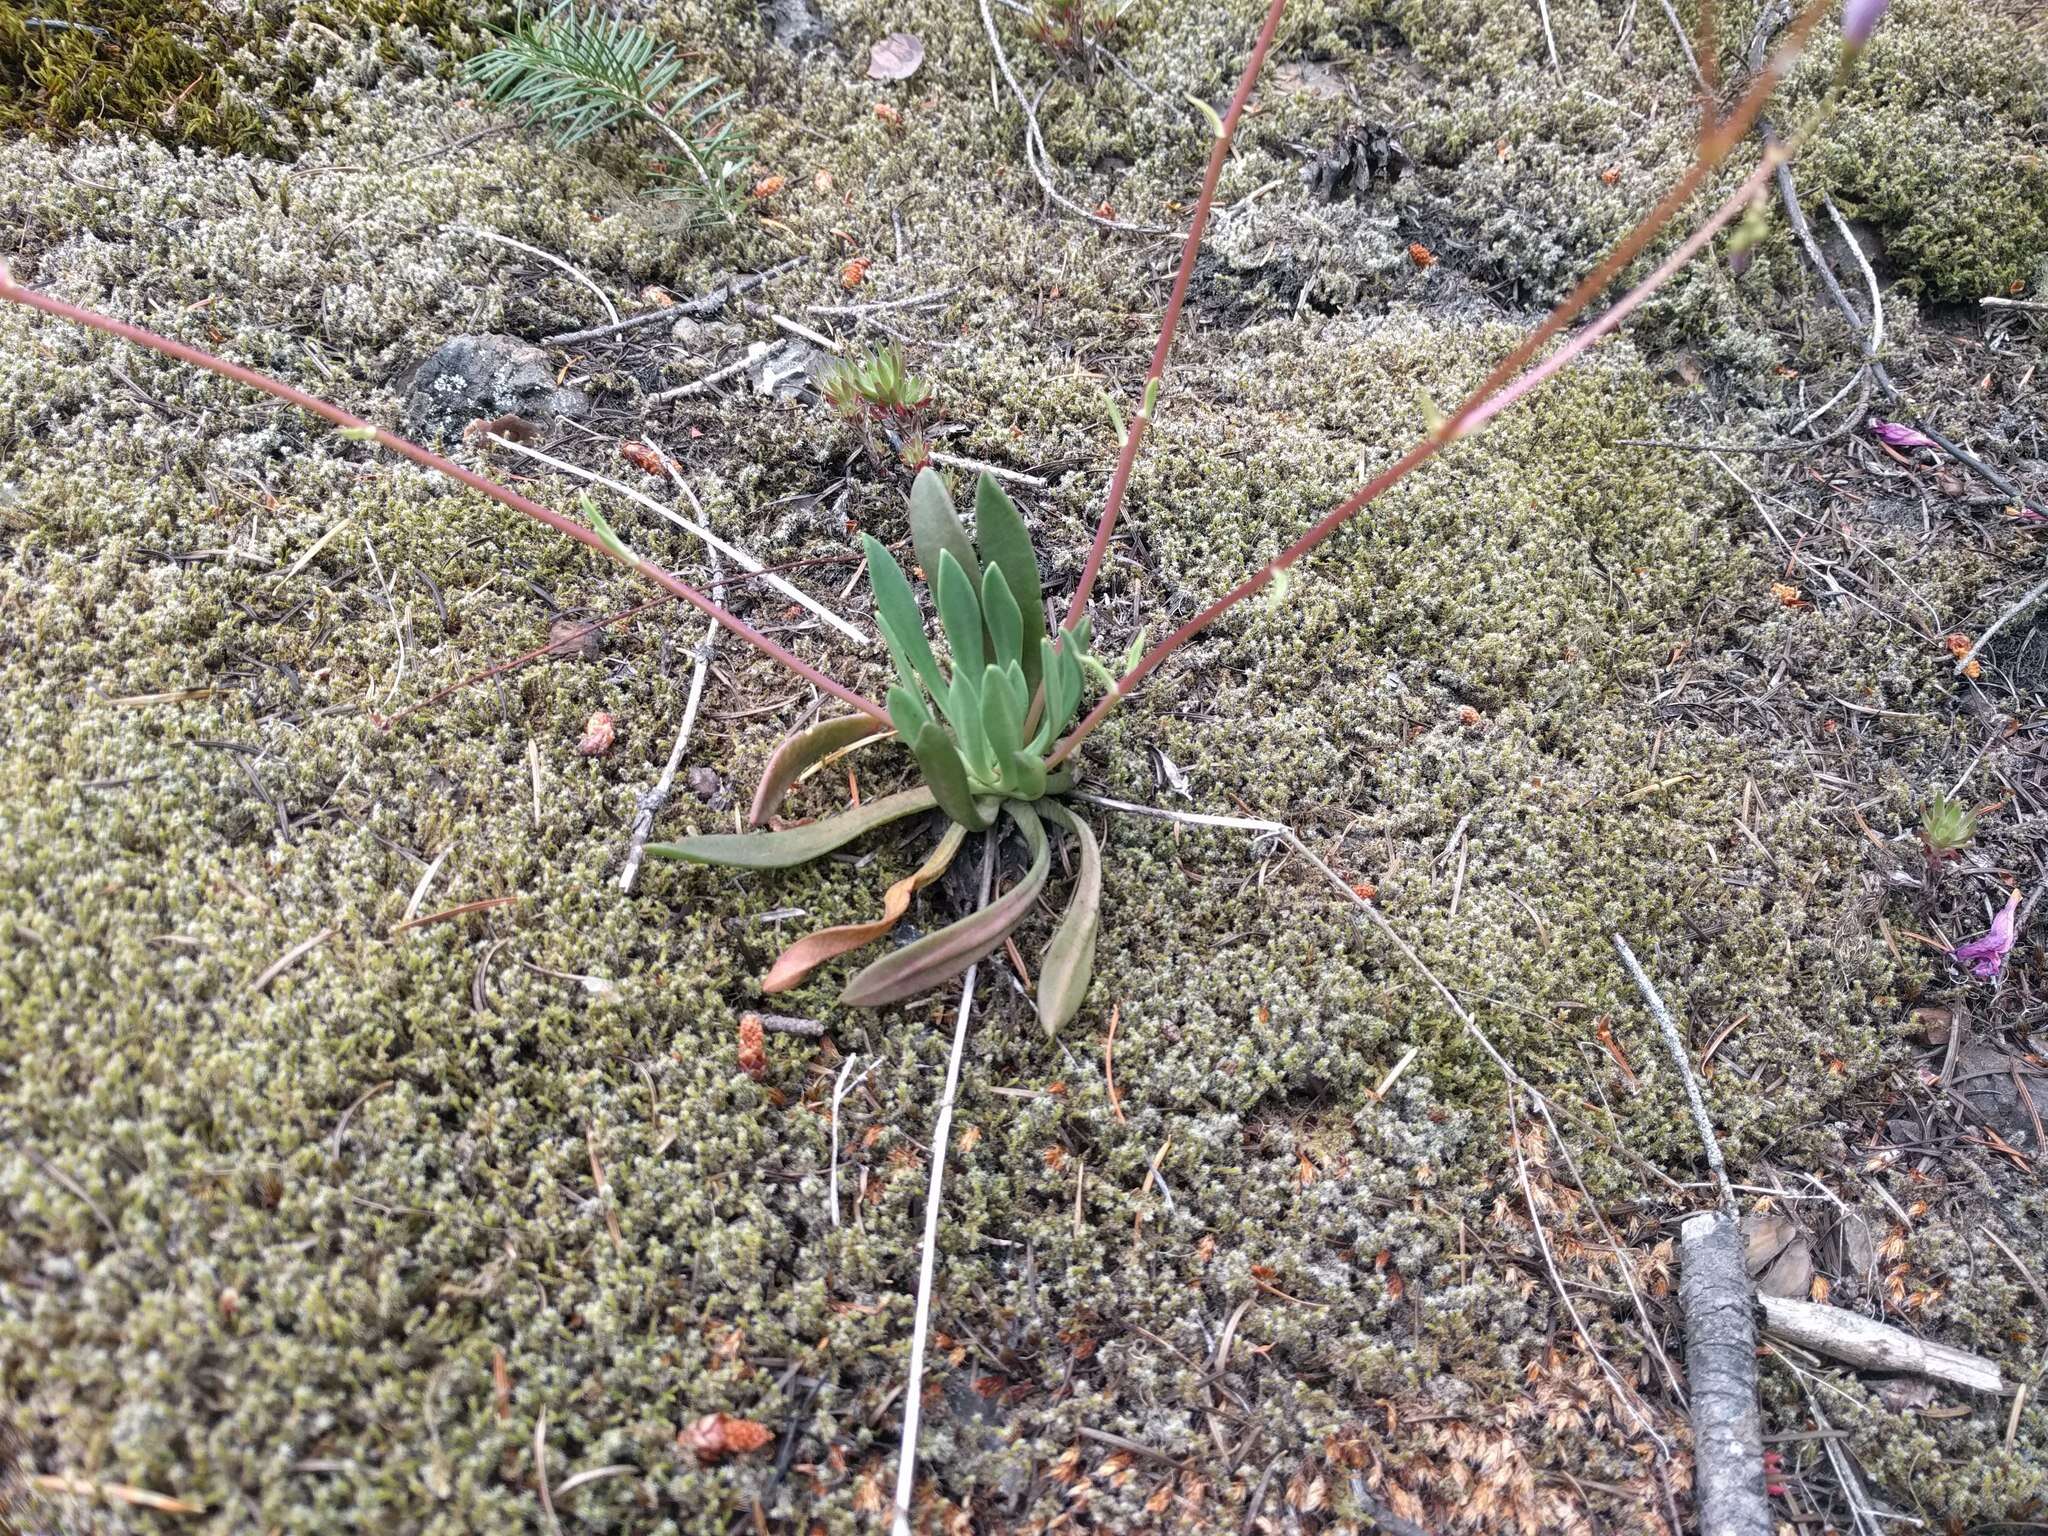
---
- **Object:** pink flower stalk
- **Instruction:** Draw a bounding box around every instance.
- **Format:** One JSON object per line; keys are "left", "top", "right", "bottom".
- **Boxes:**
{"left": 1869, "top": 419, "right": 1936, "bottom": 451}
{"left": 1842, "top": 0, "right": 1889, "bottom": 48}
{"left": 1952, "top": 889, "right": 2022, "bottom": 980}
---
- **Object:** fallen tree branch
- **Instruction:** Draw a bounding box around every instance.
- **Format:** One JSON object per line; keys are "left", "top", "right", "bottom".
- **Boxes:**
{"left": 1680, "top": 1213, "right": 1773, "bottom": 1536}
{"left": 1617, "top": 934, "right": 1767, "bottom": 1535}
{"left": 1759, "top": 1295, "right": 2006, "bottom": 1394}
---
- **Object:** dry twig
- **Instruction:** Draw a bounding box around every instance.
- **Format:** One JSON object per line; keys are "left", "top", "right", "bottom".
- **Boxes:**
{"left": 892, "top": 841, "right": 995, "bottom": 1536}
{"left": 1613, "top": 934, "right": 1737, "bottom": 1214}
{"left": 1758, "top": 1295, "right": 2005, "bottom": 1393}
{"left": 543, "top": 258, "right": 801, "bottom": 346}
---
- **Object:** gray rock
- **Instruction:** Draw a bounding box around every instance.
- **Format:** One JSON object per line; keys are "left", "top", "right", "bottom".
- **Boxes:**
{"left": 744, "top": 338, "right": 834, "bottom": 400}
{"left": 764, "top": 0, "right": 832, "bottom": 52}
{"left": 401, "top": 334, "right": 589, "bottom": 443}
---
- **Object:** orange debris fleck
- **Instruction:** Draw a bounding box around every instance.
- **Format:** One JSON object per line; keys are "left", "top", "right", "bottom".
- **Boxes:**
{"left": 737, "top": 1012, "right": 767, "bottom": 1080}
{"left": 678, "top": 1413, "right": 773, "bottom": 1464}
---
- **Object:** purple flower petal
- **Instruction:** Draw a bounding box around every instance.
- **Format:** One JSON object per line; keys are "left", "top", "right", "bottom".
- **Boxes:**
{"left": 1869, "top": 418, "right": 1937, "bottom": 451}
{"left": 1952, "top": 889, "right": 2022, "bottom": 980}
{"left": 1843, "top": 0, "right": 1890, "bottom": 48}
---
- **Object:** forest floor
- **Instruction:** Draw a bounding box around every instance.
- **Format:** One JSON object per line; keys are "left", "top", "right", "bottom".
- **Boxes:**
{"left": 3, "top": 0, "right": 2046, "bottom": 1531}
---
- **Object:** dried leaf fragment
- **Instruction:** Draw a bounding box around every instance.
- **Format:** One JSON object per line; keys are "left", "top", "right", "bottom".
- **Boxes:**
{"left": 576, "top": 711, "right": 616, "bottom": 756}
{"left": 867, "top": 31, "right": 924, "bottom": 80}
{"left": 679, "top": 1412, "right": 773, "bottom": 1463}
{"left": 619, "top": 440, "right": 665, "bottom": 475}
{"left": 547, "top": 617, "right": 601, "bottom": 661}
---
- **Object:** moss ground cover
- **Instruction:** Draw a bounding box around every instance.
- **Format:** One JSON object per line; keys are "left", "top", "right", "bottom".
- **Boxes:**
{"left": 3, "top": 0, "right": 2044, "bottom": 1529}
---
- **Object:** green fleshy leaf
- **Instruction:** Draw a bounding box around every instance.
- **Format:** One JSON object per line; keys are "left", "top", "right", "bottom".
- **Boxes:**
{"left": 980, "top": 563, "right": 1023, "bottom": 673}
{"left": 934, "top": 551, "right": 985, "bottom": 682}
{"left": 1055, "top": 638, "right": 1082, "bottom": 722}
{"left": 1029, "top": 638, "right": 1065, "bottom": 755}
{"left": 748, "top": 713, "right": 888, "bottom": 826}
{"left": 1035, "top": 800, "right": 1102, "bottom": 1033}
{"left": 912, "top": 722, "right": 994, "bottom": 830}
{"left": 648, "top": 785, "right": 936, "bottom": 869}
{"left": 1000, "top": 660, "right": 1029, "bottom": 725}
{"left": 908, "top": 467, "right": 980, "bottom": 593}
{"left": 973, "top": 474, "right": 1046, "bottom": 695}
{"left": 886, "top": 683, "right": 932, "bottom": 740}
{"left": 581, "top": 493, "right": 635, "bottom": 565}
{"left": 862, "top": 535, "right": 944, "bottom": 699}
{"left": 979, "top": 662, "right": 1023, "bottom": 763}
{"left": 947, "top": 667, "right": 994, "bottom": 781}
{"left": 1003, "top": 749, "right": 1047, "bottom": 801}
{"left": 840, "top": 801, "right": 1051, "bottom": 1007}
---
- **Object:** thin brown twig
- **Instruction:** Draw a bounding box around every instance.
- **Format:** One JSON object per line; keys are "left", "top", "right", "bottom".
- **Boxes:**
{"left": 1063, "top": 0, "right": 1294, "bottom": 622}
{"left": 586, "top": 1124, "right": 625, "bottom": 1255}
{"left": 1053, "top": 0, "right": 1835, "bottom": 764}
{"left": 0, "top": 262, "right": 889, "bottom": 725}
{"left": 30, "top": 1474, "right": 202, "bottom": 1516}
{"left": 249, "top": 926, "right": 337, "bottom": 994}
{"left": 389, "top": 894, "right": 521, "bottom": 934}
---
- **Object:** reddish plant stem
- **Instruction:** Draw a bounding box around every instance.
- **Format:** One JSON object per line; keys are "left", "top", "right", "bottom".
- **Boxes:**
{"left": 1697, "top": 0, "right": 1722, "bottom": 124}
{"left": 1049, "top": 0, "right": 1832, "bottom": 766}
{"left": 1061, "top": 0, "right": 1291, "bottom": 628}
{"left": 1463, "top": 153, "right": 1779, "bottom": 433}
{"left": 1054, "top": 154, "right": 1779, "bottom": 762}
{"left": 1392, "top": 0, "right": 1828, "bottom": 460}
{"left": 0, "top": 264, "right": 891, "bottom": 727}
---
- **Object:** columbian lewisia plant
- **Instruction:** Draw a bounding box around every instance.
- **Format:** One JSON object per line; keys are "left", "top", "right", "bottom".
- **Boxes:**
{"left": 648, "top": 468, "right": 1108, "bottom": 1030}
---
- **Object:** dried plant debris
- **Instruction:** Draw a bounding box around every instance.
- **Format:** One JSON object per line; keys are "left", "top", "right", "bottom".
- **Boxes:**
{"left": 1302, "top": 123, "right": 1412, "bottom": 205}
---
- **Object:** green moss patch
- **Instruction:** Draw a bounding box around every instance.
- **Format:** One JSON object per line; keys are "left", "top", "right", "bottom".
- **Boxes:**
{"left": 0, "top": 0, "right": 493, "bottom": 154}
{"left": 2, "top": 0, "right": 2045, "bottom": 1529}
